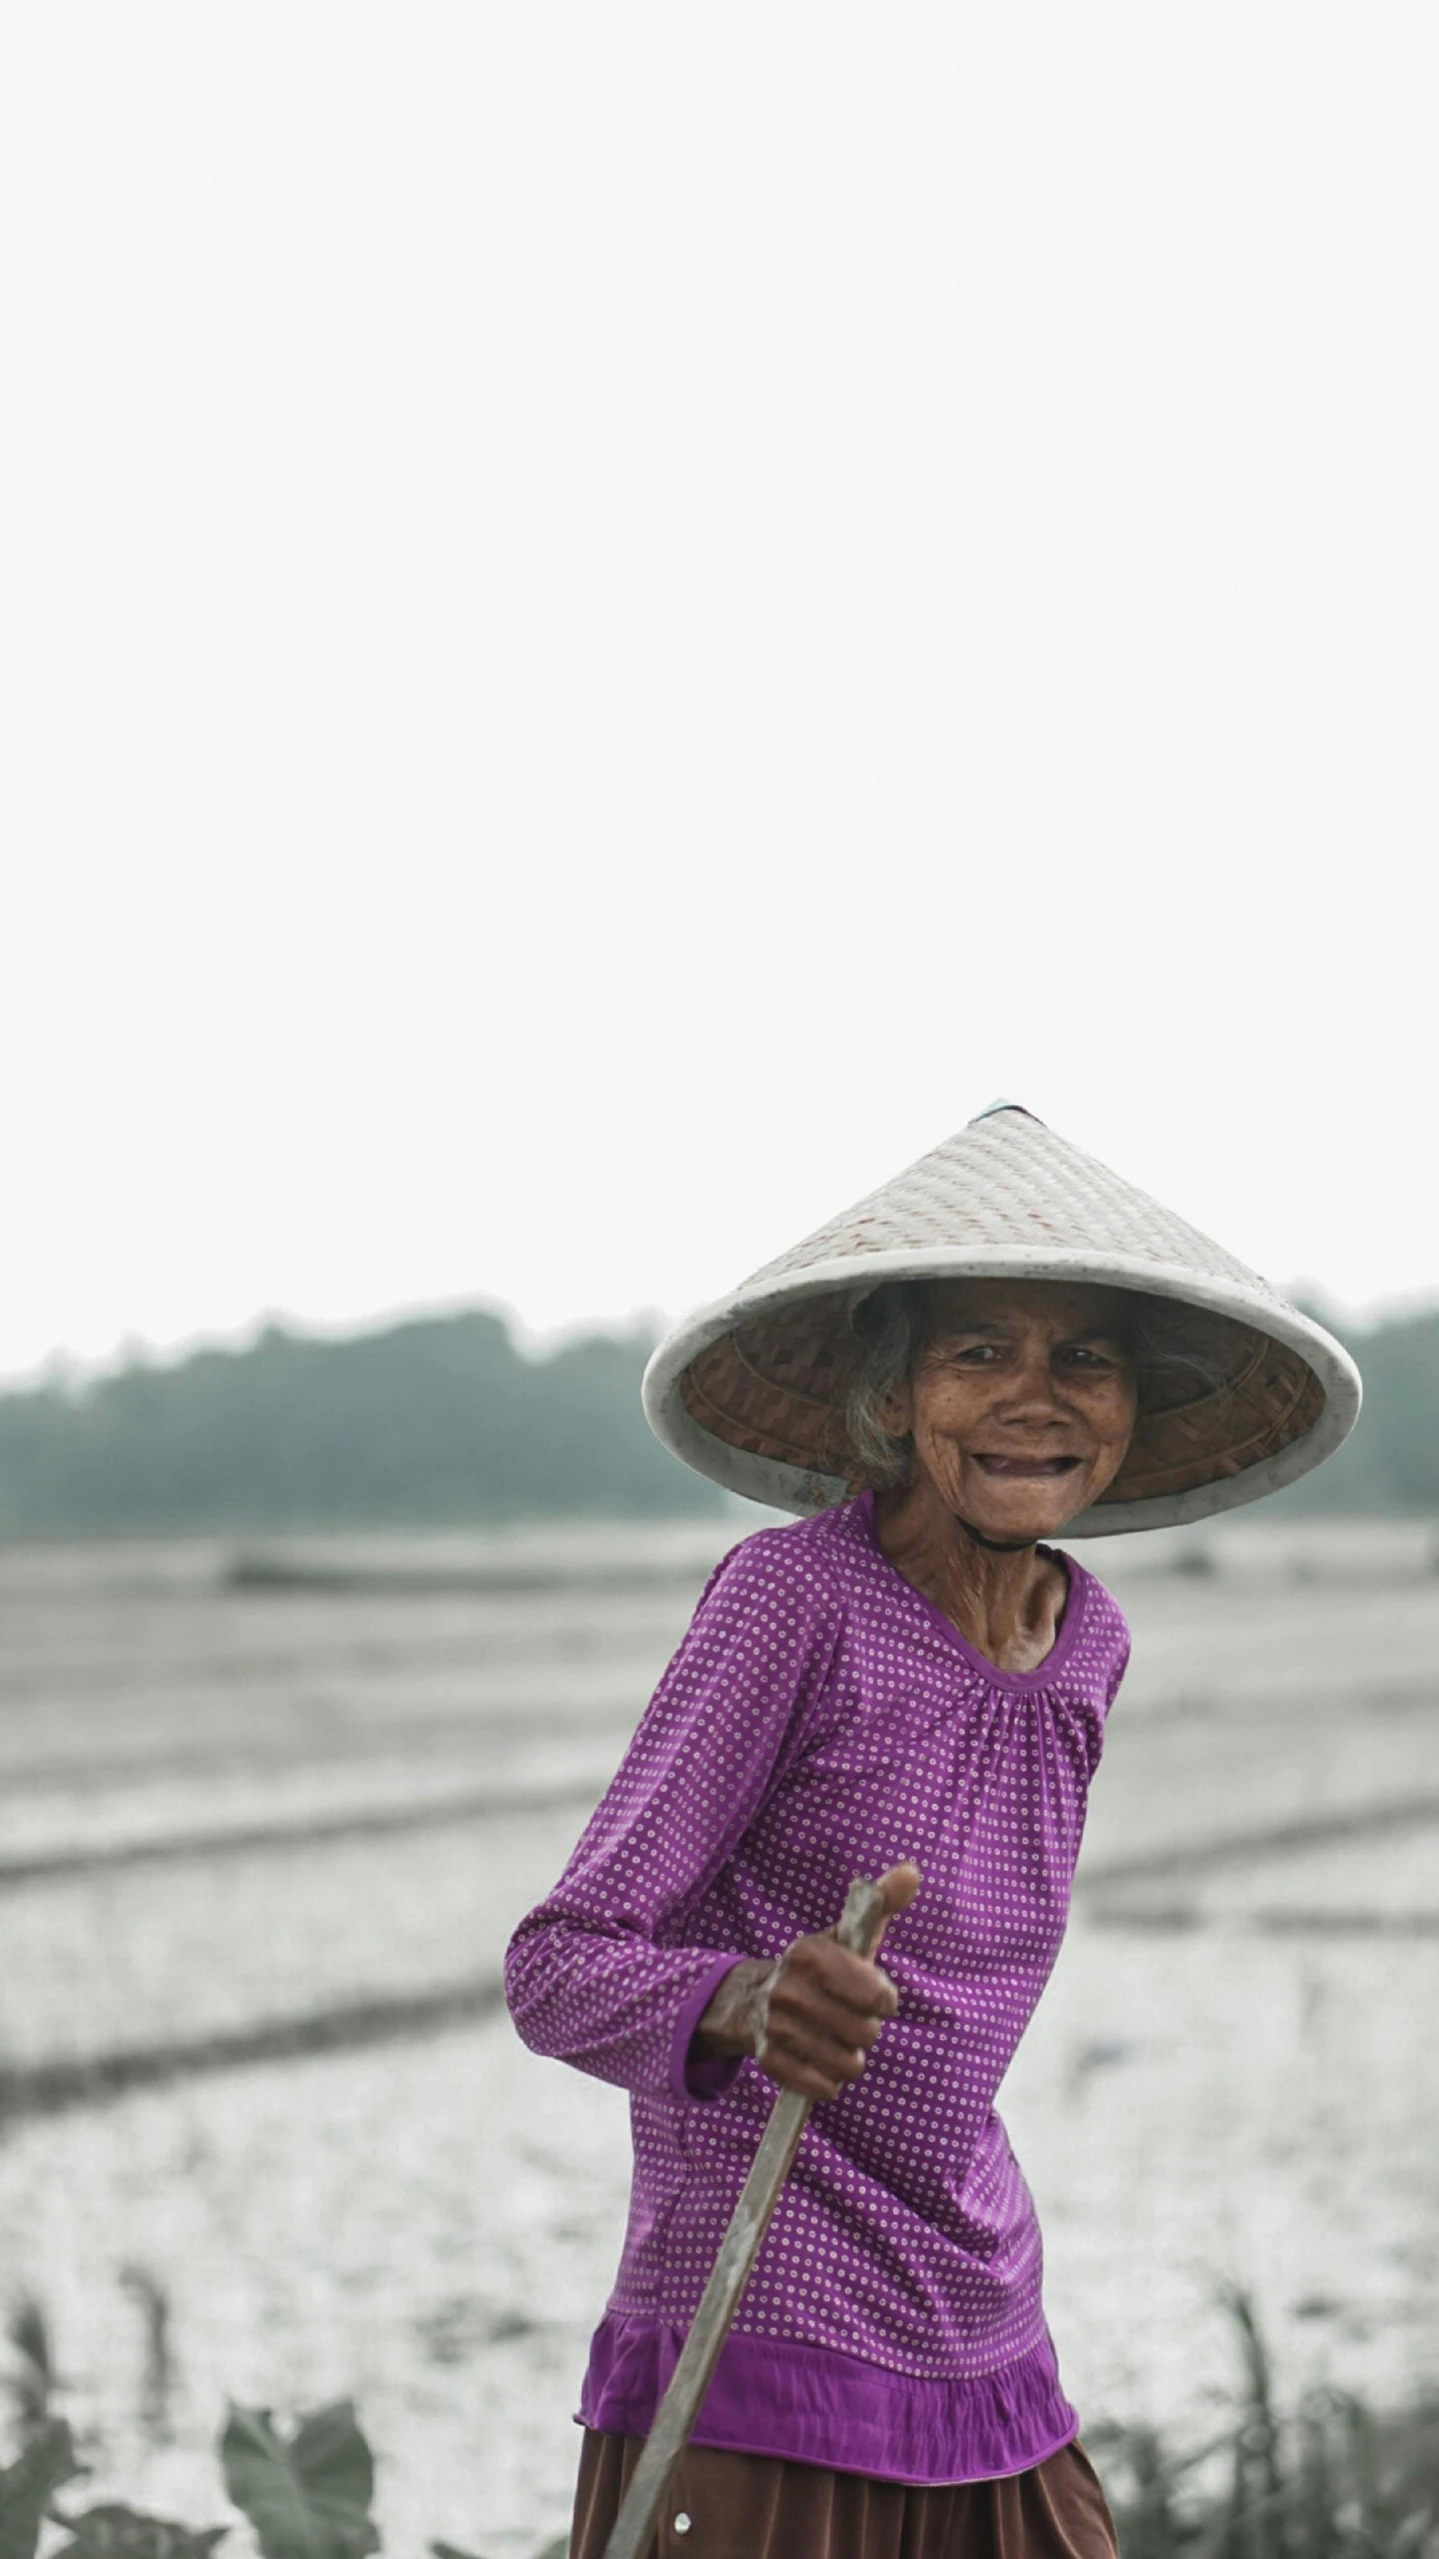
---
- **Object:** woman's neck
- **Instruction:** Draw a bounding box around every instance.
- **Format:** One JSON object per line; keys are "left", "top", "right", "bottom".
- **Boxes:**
{"left": 872, "top": 1480, "right": 1070, "bottom": 1674}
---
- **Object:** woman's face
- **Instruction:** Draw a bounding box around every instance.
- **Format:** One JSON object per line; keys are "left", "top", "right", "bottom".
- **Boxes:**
{"left": 879, "top": 1279, "right": 1139, "bottom": 1543}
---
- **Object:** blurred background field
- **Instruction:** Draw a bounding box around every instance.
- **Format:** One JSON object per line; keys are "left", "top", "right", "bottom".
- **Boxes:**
{"left": 6, "top": 12, "right": 1439, "bottom": 2548}
{"left": 1, "top": 1502, "right": 1436, "bottom": 2558}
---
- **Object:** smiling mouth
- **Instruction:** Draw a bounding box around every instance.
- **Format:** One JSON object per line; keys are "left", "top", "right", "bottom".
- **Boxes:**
{"left": 973, "top": 1454, "right": 1083, "bottom": 1479}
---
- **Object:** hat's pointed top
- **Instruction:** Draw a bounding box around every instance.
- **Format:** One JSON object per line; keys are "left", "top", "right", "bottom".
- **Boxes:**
{"left": 750, "top": 1105, "right": 1275, "bottom": 1299}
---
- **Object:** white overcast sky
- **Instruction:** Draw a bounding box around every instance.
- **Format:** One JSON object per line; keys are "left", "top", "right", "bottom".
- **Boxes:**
{"left": 2, "top": 6, "right": 1436, "bottom": 1383}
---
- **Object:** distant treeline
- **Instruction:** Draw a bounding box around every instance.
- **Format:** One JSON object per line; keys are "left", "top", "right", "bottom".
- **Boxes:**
{"left": 0, "top": 1297, "right": 1433, "bottom": 1532}
{"left": 0, "top": 1312, "right": 722, "bottom": 1530}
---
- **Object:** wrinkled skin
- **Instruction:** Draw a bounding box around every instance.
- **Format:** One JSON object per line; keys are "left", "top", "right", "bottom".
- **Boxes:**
{"left": 692, "top": 1279, "right": 1138, "bottom": 2101}
{"left": 872, "top": 1277, "right": 1139, "bottom": 1672}
{"left": 693, "top": 1862, "right": 921, "bottom": 2105}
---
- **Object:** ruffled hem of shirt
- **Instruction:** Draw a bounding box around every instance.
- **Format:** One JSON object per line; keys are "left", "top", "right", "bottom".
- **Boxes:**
{"left": 576, "top": 2312, "right": 1079, "bottom": 2487}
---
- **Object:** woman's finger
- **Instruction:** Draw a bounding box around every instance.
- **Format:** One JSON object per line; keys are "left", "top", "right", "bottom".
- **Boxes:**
{"left": 758, "top": 2048, "right": 855, "bottom": 2103}
{"left": 759, "top": 2020, "right": 870, "bottom": 2095}
{"left": 876, "top": 1860, "right": 922, "bottom": 1914}
{"left": 868, "top": 1861, "right": 922, "bottom": 1956}
{"left": 765, "top": 1978, "right": 885, "bottom": 2052}
{"left": 782, "top": 1937, "right": 897, "bottom": 2017}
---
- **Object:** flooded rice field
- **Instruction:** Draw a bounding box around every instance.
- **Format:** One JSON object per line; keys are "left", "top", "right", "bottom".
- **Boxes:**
{"left": 1, "top": 1513, "right": 1437, "bottom": 2557}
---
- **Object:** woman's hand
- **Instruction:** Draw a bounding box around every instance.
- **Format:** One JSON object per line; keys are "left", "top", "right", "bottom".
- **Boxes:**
{"left": 690, "top": 1862, "right": 921, "bottom": 2102}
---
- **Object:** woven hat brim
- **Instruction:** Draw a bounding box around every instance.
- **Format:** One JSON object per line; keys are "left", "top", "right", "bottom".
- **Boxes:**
{"left": 642, "top": 1245, "right": 1362, "bottom": 1536}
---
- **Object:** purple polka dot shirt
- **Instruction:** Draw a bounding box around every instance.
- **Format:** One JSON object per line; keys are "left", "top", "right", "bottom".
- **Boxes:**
{"left": 504, "top": 1490, "right": 1131, "bottom": 2485}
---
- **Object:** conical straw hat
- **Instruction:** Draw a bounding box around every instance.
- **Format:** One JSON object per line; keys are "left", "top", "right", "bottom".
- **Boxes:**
{"left": 642, "top": 1104, "right": 1361, "bottom": 1535}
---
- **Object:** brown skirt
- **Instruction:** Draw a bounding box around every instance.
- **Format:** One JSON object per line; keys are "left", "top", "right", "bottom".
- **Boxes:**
{"left": 568, "top": 2427, "right": 1120, "bottom": 2559}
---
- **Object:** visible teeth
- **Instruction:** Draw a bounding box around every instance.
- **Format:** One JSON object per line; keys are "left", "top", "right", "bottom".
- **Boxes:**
{"left": 979, "top": 1456, "right": 1075, "bottom": 1474}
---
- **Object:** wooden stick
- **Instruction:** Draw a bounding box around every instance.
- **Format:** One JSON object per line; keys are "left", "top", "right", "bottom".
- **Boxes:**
{"left": 601, "top": 1877, "right": 888, "bottom": 2559}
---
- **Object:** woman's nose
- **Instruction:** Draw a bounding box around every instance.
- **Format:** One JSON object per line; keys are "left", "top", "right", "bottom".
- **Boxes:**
{"left": 995, "top": 1351, "right": 1066, "bottom": 1415}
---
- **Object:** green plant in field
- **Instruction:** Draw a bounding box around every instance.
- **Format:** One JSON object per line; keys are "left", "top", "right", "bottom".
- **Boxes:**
{"left": 0, "top": 2412, "right": 229, "bottom": 2559}
{"left": 117, "top": 2274, "right": 174, "bottom": 2451}
{"left": 0, "top": 2398, "right": 383, "bottom": 2559}
{"left": 218, "top": 2405, "right": 378, "bottom": 2559}
{"left": 431, "top": 2543, "right": 566, "bottom": 2559}
{"left": 49, "top": 2507, "right": 229, "bottom": 2559}
{"left": 0, "top": 2418, "right": 83, "bottom": 2559}
{"left": 3, "top": 2299, "right": 58, "bottom": 2445}
{"left": 1093, "top": 2290, "right": 1439, "bottom": 2559}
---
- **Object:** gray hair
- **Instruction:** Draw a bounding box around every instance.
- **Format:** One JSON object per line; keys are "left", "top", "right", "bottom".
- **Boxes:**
{"left": 844, "top": 1285, "right": 930, "bottom": 1487}
{"left": 843, "top": 1281, "right": 1234, "bottom": 1491}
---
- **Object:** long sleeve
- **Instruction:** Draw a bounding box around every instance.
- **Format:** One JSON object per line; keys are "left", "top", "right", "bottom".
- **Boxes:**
{"left": 503, "top": 1527, "right": 841, "bottom": 2103}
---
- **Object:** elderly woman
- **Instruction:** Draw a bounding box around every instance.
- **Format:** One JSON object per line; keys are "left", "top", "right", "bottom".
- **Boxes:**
{"left": 505, "top": 1105, "right": 1359, "bottom": 2559}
